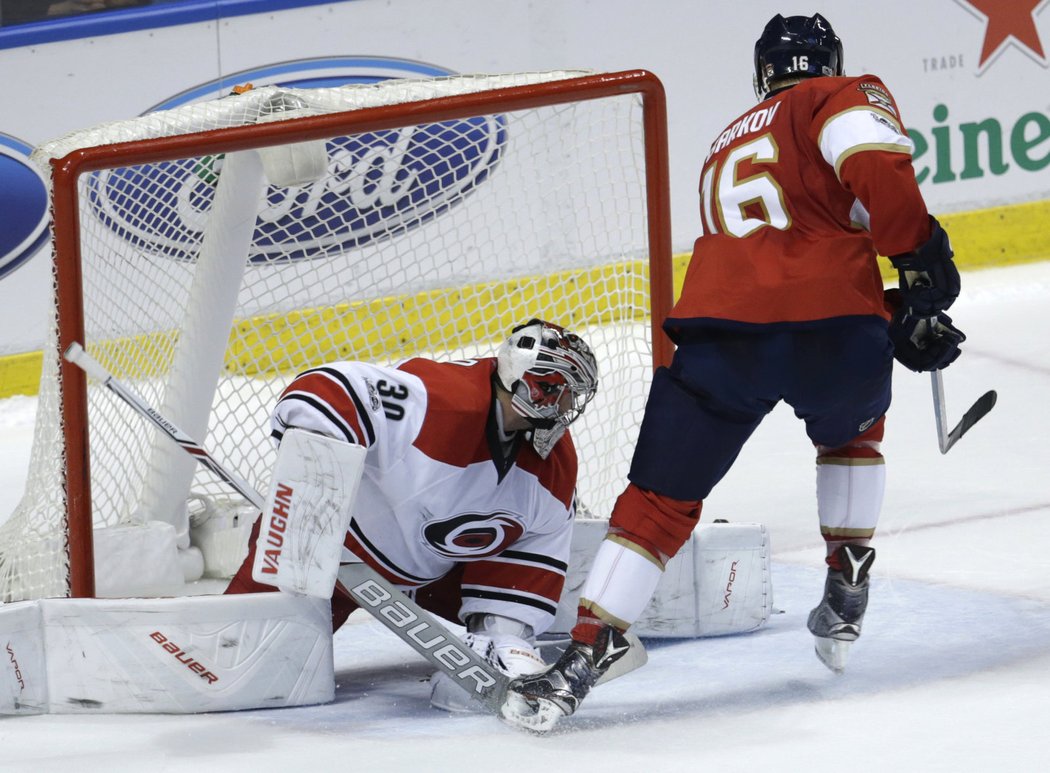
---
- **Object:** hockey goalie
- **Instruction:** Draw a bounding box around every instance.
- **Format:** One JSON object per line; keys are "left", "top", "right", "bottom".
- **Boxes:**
{"left": 225, "top": 317, "right": 771, "bottom": 714}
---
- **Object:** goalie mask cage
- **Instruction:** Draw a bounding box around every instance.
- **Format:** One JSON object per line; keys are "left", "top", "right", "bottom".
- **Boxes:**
{"left": 2, "top": 69, "right": 672, "bottom": 601}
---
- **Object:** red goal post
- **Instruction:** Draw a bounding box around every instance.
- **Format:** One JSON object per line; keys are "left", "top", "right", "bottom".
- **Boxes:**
{"left": 8, "top": 69, "right": 673, "bottom": 601}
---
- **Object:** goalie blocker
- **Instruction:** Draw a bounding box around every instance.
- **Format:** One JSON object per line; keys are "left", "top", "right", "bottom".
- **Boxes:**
{"left": 551, "top": 518, "right": 772, "bottom": 638}
{"left": 251, "top": 428, "right": 367, "bottom": 599}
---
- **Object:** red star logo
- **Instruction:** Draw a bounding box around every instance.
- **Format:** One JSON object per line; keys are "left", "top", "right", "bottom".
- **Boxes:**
{"left": 957, "top": 0, "right": 1049, "bottom": 68}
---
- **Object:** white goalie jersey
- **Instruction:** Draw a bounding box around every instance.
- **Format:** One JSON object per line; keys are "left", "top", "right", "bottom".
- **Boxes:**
{"left": 270, "top": 357, "right": 578, "bottom": 634}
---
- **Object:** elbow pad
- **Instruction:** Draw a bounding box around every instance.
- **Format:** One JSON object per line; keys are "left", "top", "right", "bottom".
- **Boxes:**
{"left": 889, "top": 216, "right": 960, "bottom": 315}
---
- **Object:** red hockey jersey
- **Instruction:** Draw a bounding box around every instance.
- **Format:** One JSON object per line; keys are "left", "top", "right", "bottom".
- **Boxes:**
{"left": 668, "top": 75, "right": 930, "bottom": 328}
{"left": 270, "top": 357, "right": 578, "bottom": 634}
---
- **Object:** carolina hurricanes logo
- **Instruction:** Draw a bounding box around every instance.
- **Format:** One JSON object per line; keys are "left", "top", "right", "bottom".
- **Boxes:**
{"left": 422, "top": 513, "right": 525, "bottom": 559}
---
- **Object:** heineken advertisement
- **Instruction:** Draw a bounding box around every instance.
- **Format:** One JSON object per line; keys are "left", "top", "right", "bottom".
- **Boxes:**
{"left": 0, "top": 0, "right": 1047, "bottom": 372}
{"left": 894, "top": 0, "right": 1050, "bottom": 211}
{"left": 910, "top": 105, "right": 1050, "bottom": 184}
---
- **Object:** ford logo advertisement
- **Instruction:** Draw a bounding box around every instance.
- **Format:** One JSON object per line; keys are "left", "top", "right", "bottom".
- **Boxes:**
{"left": 0, "top": 134, "right": 49, "bottom": 280}
{"left": 83, "top": 57, "right": 508, "bottom": 263}
{"left": 86, "top": 118, "right": 507, "bottom": 263}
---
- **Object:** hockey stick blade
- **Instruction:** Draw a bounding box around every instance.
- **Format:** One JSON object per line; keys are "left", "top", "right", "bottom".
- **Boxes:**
{"left": 930, "top": 369, "right": 997, "bottom": 454}
{"left": 941, "top": 389, "right": 997, "bottom": 454}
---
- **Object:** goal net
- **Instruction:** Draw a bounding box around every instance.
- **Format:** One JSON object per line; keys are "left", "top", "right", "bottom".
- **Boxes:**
{"left": 1, "top": 70, "right": 672, "bottom": 601}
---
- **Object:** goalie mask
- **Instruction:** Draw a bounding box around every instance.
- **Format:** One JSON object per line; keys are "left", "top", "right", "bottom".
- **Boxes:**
{"left": 496, "top": 319, "right": 598, "bottom": 459}
{"left": 753, "top": 13, "right": 843, "bottom": 100}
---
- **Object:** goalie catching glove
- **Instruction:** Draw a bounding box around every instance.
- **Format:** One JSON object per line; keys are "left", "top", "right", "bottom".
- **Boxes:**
{"left": 430, "top": 614, "right": 546, "bottom": 713}
{"left": 499, "top": 626, "right": 631, "bottom": 733}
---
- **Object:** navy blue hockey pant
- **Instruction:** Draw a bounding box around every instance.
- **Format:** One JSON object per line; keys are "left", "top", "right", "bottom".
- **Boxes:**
{"left": 629, "top": 318, "right": 893, "bottom": 502}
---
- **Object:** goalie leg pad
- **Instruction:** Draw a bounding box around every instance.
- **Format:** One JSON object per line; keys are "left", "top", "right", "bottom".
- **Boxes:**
{"left": 0, "top": 602, "right": 46, "bottom": 714}
{"left": 554, "top": 519, "right": 772, "bottom": 638}
{"left": 251, "top": 428, "right": 367, "bottom": 599}
{"left": 0, "top": 594, "right": 333, "bottom": 714}
{"left": 639, "top": 520, "right": 772, "bottom": 637}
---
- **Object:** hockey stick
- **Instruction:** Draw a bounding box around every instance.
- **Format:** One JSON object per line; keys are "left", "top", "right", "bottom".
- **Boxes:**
{"left": 62, "top": 342, "right": 514, "bottom": 711}
{"left": 62, "top": 342, "right": 645, "bottom": 713}
{"left": 930, "top": 369, "right": 997, "bottom": 454}
{"left": 900, "top": 279, "right": 997, "bottom": 454}
{"left": 63, "top": 343, "right": 260, "bottom": 505}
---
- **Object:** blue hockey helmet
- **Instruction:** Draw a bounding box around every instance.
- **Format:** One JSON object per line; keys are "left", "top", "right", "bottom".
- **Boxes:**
{"left": 753, "top": 13, "right": 844, "bottom": 100}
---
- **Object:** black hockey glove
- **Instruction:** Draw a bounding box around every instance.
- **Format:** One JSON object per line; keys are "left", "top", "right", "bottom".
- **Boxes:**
{"left": 889, "top": 308, "right": 965, "bottom": 372}
{"left": 889, "top": 216, "right": 961, "bottom": 316}
{"left": 499, "top": 626, "right": 631, "bottom": 733}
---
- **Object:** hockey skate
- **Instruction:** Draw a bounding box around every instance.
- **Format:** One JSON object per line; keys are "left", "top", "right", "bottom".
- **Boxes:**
{"left": 807, "top": 544, "right": 875, "bottom": 674}
{"left": 500, "top": 626, "right": 632, "bottom": 733}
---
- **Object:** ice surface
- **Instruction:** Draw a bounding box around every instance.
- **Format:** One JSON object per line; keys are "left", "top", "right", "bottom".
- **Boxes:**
{"left": 1, "top": 262, "right": 1048, "bottom": 772}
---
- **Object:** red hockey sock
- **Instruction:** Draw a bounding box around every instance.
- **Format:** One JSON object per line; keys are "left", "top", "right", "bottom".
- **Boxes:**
{"left": 571, "top": 606, "right": 615, "bottom": 647}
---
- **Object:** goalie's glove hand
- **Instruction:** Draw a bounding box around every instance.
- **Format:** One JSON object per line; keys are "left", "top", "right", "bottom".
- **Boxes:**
{"left": 889, "top": 216, "right": 961, "bottom": 316}
{"left": 499, "top": 626, "right": 631, "bottom": 734}
{"left": 889, "top": 309, "right": 966, "bottom": 372}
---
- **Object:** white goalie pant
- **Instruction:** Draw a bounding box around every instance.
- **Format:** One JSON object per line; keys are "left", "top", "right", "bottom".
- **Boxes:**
{"left": 552, "top": 519, "right": 772, "bottom": 637}
{"left": 0, "top": 593, "right": 333, "bottom": 715}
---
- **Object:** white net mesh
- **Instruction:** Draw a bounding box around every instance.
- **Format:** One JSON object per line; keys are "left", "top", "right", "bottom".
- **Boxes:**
{"left": 1, "top": 70, "right": 665, "bottom": 601}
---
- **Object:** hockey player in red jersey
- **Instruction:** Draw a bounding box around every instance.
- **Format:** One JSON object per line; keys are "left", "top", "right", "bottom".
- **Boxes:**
{"left": 502, "top": 14, "right": 966, "bottom": 732}
{"left": 226, "top": 319, "right": 599, "bottom": 711}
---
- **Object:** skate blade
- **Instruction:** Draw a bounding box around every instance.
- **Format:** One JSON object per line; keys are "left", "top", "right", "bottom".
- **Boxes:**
{"left": 814, "top": 637, "right": 851, "bottom": 674}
